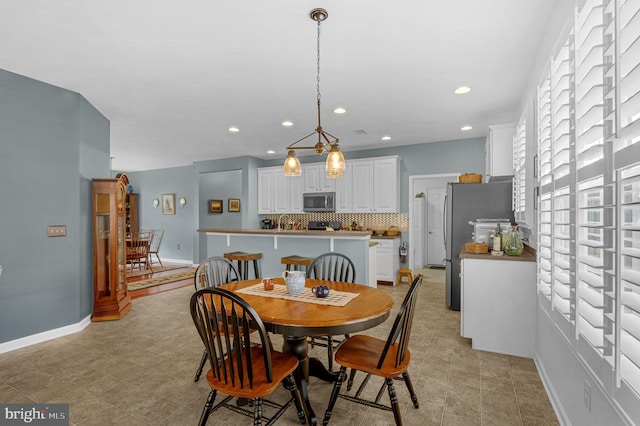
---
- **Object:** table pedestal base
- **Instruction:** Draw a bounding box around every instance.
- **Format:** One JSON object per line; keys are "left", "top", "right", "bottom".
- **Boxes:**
{"left": 283, "top": 335, "right": 339, "bottom": 425}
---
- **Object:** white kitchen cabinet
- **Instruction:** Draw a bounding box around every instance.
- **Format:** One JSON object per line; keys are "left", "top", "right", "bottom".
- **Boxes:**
{"left": 289, "top": 174, "right": 304, "bottom": 213}
{"left": 351, "top": 159, "right": 374, "bottom": 212}
{"left": 351, "top": 156, "right": 400, "bottom": 213}
{"left": 258, "top": 166, "right": 302, "bottom": 213}
{"left": 375, "top": 238, "right": 400, "bottom": 285}
{"left": 486, "top": 123, "right": 516, "bottom": 180}
{"left": 460, "top": 255, "right": 536, "bottom": 357}
{"left": 373, "top": 157, "right": 400, "bottom": 212}
{"left": 335, "top": 163, "right": 352, "bottom": 212}
{"left": 258, "top": 155, "right": 398, "bottom": 214}
{"left": 303, "top": 163, "right": 335, "bottom": 193}
{"left": 258, "top": 167, "right": 274, "bottom": 214}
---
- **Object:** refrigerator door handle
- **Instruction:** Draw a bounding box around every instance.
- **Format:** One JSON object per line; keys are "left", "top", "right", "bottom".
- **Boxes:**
{"left": 443, "top": 194, "right": 448, "bottom": 250}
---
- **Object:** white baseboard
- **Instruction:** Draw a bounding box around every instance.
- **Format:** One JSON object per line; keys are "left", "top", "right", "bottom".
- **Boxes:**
{"left": 0, "top": 314, "right": 92, "bottom": 354}
{"left": 161, "top": 258, "right": 196, "bottom": 267}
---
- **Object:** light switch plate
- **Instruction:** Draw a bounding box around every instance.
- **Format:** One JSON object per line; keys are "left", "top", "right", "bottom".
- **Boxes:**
{"left": 48, "top": 225, "right": 66, "bottom": 237}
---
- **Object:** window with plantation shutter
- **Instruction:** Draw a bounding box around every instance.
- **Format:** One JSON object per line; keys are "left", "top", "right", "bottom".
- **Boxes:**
{"left": 617, "top": 0, "right": 640, "bottom": 151}
{"left": 538, "top": 70, "right": 553, "bottom": 303}
{"left": 574, "top": 0, "right": 617, "bottom": 367}
{"left": 553, "top": 186, "right": 575, "bottom": 322}
{"left": 514, "top": 114, "right": 527, "bottom": 223}
{"left": 618, "top": 162, "right": 640, "bottom": 395}
{"left": 534, "top": 0, "right": 640, "bottom": 412}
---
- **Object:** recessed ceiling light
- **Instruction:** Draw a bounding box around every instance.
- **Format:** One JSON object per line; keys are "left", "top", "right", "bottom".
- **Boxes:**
{"left": 333, "top": 107, "right": 347, "bottom": 114}
{"left": 267, "top": 150, "right": 275, "bottom": 154}
{"left": 454, "top": 86, "right": 471, "bottom": 94}
{"left": 461, "top": 125, "right": 473, "bottom": 131}
{"left": 381, "top": 136, "right": 391, "bottom": 141}
{"left": 282, "top": 121, "right": 293, "bottom": 127}
{"left": 228, "top": 127, "right": 239, "bottom": 132}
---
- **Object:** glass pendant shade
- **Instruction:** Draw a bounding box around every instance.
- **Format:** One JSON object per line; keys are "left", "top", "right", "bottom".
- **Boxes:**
{"left": 283, "top": 150, "right": 302, "bottom": 176}
{"left": 325, "top": 144, "right": 345, "bottom": 178}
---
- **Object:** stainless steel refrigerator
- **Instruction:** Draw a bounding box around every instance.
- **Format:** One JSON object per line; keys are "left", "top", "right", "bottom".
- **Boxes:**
{"left": 444, "top": 181, "right": 514, "bottom": 310}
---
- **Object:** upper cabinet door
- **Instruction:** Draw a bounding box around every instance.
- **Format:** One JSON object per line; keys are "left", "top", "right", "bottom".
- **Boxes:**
{"left": 289, "top": 174, "right": 304, "bottom": 213}
{"left": 335, "top": 164, "right": 353, "bottom": 212}
{"left": 486, "top": 123, "right": 516, "bottom": 179}
{"left": 303, "top": 163, "right": 335, "bottom": 193}
{"left": 257, "top": 168, "right": 273, "bottom": 213}
{"left": 373, "top": 157, "right": 400, "bottom": 212}
{"left": 351, "top": 160, "right": 374, "bottom": 212}
{"left": 273, "top": 172, "right": 290, "bottom": 213}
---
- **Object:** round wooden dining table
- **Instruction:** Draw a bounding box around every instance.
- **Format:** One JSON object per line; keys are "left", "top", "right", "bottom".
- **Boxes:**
{"left": 220, "top": 278, "right": 394, "bottom": 425}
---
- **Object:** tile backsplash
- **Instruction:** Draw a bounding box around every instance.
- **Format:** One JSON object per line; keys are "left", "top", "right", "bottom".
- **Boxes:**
{"left": 264, "top": 212, "right": 408, "bottom": 231}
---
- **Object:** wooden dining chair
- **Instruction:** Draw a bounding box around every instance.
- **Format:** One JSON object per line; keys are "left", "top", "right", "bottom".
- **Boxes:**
{"left": 126, "top": 230, "right": 153, "bottom": 274}
{"left": 148, "top": 229, "right": 164, "bottom": 267}
{"left": 307, "top": 252, "right": 356, "bottom": 371}
{"left": 323, "top": 275, "right": 423, "bottom": 426}
{"left": 190, "top": 288, "right": 306, "bottom": 426}
{"left": 193, "top": 256, "right": 240, "bottom": 382}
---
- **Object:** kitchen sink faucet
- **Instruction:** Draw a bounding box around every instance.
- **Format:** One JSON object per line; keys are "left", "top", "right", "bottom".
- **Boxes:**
{"left": 277, "top": 214, "right": 292, "bottom": 231}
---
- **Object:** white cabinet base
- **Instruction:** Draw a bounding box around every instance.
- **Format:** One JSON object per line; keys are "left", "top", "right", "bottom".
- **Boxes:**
{"left": 461, "top": 258, "right": 535, "bottom": 358}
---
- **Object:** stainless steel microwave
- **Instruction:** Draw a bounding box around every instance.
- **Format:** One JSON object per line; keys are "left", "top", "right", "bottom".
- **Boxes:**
{"left": 303, "top": 192, "right": 335, "bottom": 212}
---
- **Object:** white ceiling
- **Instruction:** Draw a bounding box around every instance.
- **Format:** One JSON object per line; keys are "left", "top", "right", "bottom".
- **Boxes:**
{"left": 0, "top": 0, "right": 562, "bottom": 172}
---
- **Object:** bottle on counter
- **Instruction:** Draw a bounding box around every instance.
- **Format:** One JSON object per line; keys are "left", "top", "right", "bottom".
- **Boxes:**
{"left": 492, "top": 223, "right": 503, "bottom": 254}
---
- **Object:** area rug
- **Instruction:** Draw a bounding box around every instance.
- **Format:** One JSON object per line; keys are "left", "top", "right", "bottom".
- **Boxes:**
{"left": 127, "top": 271, "right": 195, "bottom": 292}
{"left": 128, "top": 263, "right": 190, "bottom": 278}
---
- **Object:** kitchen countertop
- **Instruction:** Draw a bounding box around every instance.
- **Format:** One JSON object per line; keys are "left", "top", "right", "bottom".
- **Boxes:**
{"left": 459, "top": 244, "right": 536, "bottom": 262}
{"left": 198, "top": 228, "right": 372, "bottom": 237}
{"left": 370, "top": 235, "right": 401, "bottom": 239}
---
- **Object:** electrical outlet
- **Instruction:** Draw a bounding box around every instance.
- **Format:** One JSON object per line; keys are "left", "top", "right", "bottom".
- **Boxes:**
{"left": 47, "top": 225, "right": 66, "bottom": 237}
{"left": 584, "top": 381, "right": 591, "bottom": 411}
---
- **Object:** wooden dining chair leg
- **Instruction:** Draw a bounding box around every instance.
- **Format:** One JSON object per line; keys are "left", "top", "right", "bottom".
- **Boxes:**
{"left": 323, "top": 366, "right": 347, "bottom": 426}
{"left": 253, "top": 398, "right": 263, "bottom": 424}
{"left": 194, "top": 350, "right": 207, "bottom": 382}
{"left": 386, "top": 378, "right": 403, "bottom": 426}
{"left": 402, "top": 371, "right": 419, "bottom": 408}
{"left": 283, "top": 375, "right": 307, "bottom": 424}
{"left": 346, "top": 368, "right": 358, "bottom": 391}
{"left": 199, "top": 389, "right": 217, "bottom": 426}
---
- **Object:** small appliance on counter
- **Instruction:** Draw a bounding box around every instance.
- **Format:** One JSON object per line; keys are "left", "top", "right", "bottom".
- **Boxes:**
{"left": 261, "top": 219, "right": 273, "bottom": 229}
{"left": 307, "top": 220, "right": 341, "bottom": 231}
{"left": 468, "top": 219, "right": 511, "bottom": 244}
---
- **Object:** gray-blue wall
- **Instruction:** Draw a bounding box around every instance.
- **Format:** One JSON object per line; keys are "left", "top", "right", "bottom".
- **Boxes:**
{"left": 0, "top": 69, "right": 109, "bottom": 343}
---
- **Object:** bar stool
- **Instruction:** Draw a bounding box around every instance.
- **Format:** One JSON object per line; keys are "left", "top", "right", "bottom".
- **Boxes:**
{"left": 397, "top": 268, "right": 413, "bottom": 285}
{"left": 281, "top": 255, "right": 313, "bottom": 273}
{"left": 224, "top": 251, "right": 262, "bottom": 280}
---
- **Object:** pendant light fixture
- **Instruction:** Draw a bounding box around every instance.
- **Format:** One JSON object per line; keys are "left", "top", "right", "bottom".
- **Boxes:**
{"left": 283, "top": 8, "right": 345, "bottom": 178}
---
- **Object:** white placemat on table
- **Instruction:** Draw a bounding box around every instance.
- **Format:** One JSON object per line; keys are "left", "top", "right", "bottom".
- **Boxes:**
{"left": 236, "top": 283, "right": 359, "bottom": 307}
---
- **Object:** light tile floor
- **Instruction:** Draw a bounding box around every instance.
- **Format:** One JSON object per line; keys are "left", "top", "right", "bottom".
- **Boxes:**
{"left": 0, "top": 269, "right": 558, "bottom": 425}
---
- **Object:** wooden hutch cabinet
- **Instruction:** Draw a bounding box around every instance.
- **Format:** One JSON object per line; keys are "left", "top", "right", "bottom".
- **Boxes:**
{"left": 92, "top": 173, "right": 132, "bottom": 321}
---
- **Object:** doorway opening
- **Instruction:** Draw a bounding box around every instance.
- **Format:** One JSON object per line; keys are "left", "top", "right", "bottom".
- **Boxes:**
{"left": 408, "top": 174, "right": 458, "bottom": 269}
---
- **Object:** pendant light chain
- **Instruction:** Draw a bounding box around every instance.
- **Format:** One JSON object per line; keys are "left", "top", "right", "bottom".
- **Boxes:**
{"left": 316, "top": 18, "right": 321, "bottom": 103}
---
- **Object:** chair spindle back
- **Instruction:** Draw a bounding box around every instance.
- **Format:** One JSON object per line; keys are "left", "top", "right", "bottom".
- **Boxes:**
{"left": 308, "top": 252, "right": 356, "bottom": 283}
{"left": 376, "top": 275, "right": 423, "bottom": 369}
{"left": 195, "top": 257, "right": 240, "bottom": 290}
{"left": 190, "top": 288, "right": 273, "bottom": 388}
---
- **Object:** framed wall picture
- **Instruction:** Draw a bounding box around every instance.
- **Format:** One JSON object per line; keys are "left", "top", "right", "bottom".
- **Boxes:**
{"left": 228, "top": 198, "right": 241, "bottom": 212}
{"left": 161, "top": 193, "right": 176, "bottom": 215}
{"left": 209, "top": 199, "right": 223, "bottom": 214}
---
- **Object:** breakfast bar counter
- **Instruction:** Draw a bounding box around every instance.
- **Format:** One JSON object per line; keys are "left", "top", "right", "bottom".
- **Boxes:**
{"left": 198, "top": 228, "right": 374, "bottom": 285}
